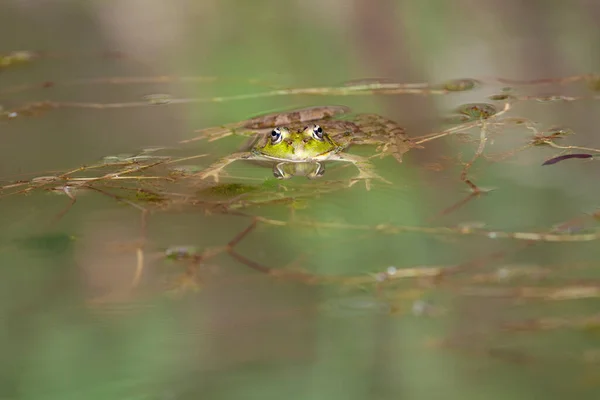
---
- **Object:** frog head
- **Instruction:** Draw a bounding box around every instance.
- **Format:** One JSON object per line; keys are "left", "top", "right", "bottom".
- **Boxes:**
{"left": 252, "top": 124, "right": 341, "bottom": 162}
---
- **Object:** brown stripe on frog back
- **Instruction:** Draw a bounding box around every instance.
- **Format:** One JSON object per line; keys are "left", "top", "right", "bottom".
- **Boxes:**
{"left": 241, "top": 106, "right": 351, "bottom": 129}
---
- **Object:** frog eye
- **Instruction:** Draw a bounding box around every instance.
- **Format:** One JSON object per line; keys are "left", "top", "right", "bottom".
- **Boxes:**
{"left": 311, "top": 125, "right": 324, "bottom": 140}
{"left": 270, "top": 128, "right": 283, "bottom": 144}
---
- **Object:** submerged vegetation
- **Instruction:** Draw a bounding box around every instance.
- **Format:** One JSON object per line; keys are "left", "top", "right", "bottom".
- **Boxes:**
{"left": 3, "top": 50, "right": 600, "bottom": 378}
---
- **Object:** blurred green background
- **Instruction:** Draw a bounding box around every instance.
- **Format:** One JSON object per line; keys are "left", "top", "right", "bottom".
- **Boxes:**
{"left": 2, "top": 0, "right": 600, "bottom": 399}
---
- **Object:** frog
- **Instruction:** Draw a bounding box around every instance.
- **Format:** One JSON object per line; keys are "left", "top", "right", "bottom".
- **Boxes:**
{"left": 188, "top": 106, "right": 412, "bottom": 190}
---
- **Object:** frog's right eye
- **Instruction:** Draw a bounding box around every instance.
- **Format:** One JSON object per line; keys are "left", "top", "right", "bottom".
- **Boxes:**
{"left": 270, "top": 128, "right": 283, "bottom": 144}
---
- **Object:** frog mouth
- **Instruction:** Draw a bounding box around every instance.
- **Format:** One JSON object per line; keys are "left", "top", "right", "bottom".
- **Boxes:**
{"left": 255, "top": 152, "right": 307, "bottom": 162}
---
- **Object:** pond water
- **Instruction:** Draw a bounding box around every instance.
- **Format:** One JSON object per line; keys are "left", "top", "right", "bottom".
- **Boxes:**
{"left": 2, "top": 1, "right": 600, "bottom": 399}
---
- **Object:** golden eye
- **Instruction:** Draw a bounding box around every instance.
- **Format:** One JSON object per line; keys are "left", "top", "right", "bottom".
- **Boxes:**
{"left": 312, "top": 125, "right": 324, "bottom": 140}
{"left": 271, "top": 128, "right": 283, "bottom": 144}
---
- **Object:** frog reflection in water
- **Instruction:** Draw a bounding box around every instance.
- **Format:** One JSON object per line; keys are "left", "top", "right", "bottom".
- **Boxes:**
{"left": 192, "top": 106, "right": 411, "bottom": 190}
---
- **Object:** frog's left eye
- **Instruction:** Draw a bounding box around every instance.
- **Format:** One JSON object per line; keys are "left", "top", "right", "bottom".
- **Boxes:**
{"left": 311, "top": 125, "right": 324, "bottom": 140}
{"left": 271, "top": 128, "right": 283, "bottom": 144}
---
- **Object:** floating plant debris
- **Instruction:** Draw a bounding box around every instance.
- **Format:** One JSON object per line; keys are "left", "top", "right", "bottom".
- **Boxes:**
{"left": 440, "top": 78, "right": 481, "bottom": 92}
{"left": 456, "top": 103, "right": 498, "bottom": 120}
{"left": 0, "top": 50, "right": 39, "bottom": 68}
{"left": 542, "top": 153, "right": 593, "bottom": 166}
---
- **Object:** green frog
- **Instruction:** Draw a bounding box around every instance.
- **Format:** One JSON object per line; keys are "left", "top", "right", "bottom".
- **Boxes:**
{"left": 189, "top": 106, "right": 412, "bottom": 190}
